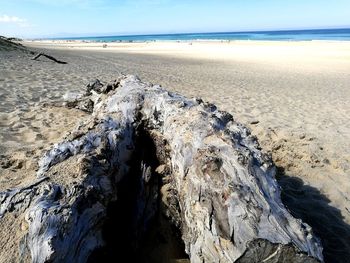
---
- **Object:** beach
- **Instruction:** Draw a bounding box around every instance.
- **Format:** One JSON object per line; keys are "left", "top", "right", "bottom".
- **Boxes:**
{"left": 1, "top": 40, "right": 350, "bottom": 261}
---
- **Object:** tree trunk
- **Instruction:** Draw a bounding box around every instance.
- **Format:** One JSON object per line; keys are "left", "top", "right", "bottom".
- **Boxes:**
{"left": 0, "top": 75, "right": 323, "bottom": 263}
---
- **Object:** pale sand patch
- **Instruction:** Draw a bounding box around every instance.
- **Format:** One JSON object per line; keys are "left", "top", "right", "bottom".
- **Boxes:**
{"left": 0, "top": 105, "right": 88, "bottom": 192}
{"left": 1, "top": 40, "right": 350, "bottom": 261}
{"left": 25, "top": 40, "right": 350, "bottom": 73}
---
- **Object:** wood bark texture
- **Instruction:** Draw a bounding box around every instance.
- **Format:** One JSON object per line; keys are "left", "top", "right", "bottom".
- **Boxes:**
{"left": 0, "top": 75, "right": 323, "bottom": 263}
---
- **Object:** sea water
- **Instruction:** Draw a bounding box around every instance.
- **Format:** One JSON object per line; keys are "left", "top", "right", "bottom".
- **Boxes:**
{"left": 53, "top": 28, "right": 350, "bottom": 42}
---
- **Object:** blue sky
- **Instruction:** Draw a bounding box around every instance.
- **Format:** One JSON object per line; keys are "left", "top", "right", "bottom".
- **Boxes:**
{"left": 1, "top": 0, "right": 350, "bottom": 38}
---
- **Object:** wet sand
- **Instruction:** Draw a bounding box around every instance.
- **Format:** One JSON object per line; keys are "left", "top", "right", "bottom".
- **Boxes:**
{"left": 1, "top": 40, "right": 350, "bottom": 262}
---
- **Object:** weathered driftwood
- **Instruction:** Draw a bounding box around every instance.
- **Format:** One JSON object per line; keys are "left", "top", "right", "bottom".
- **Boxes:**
{"left": 32, "top": 52, "right": 67, "bottom": 64}
{"left": 0, "top": 75, "right": 323, "bottom": 262}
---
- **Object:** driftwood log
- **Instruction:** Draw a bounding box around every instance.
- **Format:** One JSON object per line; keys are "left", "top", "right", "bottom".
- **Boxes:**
{"left": 32, "top": 52, "right": 67, "bottom": 64}
{"left": 0, "top": 75, "right": 323, "bottom": 262}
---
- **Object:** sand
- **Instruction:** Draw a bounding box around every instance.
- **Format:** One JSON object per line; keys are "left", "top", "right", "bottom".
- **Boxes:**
{"left": 1, "top": 40, "right": 350, "bottom": 262}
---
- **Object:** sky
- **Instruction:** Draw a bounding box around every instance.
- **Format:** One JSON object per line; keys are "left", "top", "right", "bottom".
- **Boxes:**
{"left": 0, "top": 0, "right": 350, "bottom": 38}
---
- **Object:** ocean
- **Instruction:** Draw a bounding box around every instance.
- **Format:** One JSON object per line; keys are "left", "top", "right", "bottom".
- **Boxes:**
{"left": 55, "top": 28, "right": 350, "bottom": 42}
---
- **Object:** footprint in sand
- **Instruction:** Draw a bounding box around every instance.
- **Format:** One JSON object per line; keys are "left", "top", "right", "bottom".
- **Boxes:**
{"left": 0, "top": 155, "right": 24, "bottom": 170}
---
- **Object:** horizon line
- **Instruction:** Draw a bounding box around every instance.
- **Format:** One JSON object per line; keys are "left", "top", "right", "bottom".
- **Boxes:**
{"left": 31, "top": 26, "right": 350, "bottom": 40}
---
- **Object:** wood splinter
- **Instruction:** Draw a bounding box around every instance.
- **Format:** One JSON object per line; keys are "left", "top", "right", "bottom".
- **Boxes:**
{"left": 32, "top": 52, "right": 67, "bottom": 64}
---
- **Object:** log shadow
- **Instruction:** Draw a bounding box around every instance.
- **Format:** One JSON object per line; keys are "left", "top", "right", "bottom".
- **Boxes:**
{"left": 276, "top": 167, "right": 350, "bottom": 263}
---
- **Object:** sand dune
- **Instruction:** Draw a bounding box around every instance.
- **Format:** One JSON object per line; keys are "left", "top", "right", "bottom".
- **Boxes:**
{"left": 1, "top": 40, "right": 350, "bottom": 262}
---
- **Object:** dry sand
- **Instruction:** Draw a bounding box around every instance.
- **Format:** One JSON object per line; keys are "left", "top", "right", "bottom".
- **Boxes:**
{"left": 1, "top": 40, "right": 350, "bottom": 262}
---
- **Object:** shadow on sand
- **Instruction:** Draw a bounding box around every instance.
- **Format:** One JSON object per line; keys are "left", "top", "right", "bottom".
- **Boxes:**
{"left": 276, "top": 167, "right": 350, "bottom": 263}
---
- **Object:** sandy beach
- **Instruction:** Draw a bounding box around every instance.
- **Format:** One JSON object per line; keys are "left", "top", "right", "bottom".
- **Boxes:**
{"left": 1, "top": 40, "right": 350, "bottom": 261}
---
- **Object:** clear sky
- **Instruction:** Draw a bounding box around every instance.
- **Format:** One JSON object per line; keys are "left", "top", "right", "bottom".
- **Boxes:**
{"left": 1, "top": 0, "right": 350, "bottom": 38}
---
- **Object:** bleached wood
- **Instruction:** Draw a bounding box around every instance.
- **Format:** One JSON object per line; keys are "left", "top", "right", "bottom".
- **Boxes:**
{"left": 0, "top": 75, "right": 323, "bottom": 262}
